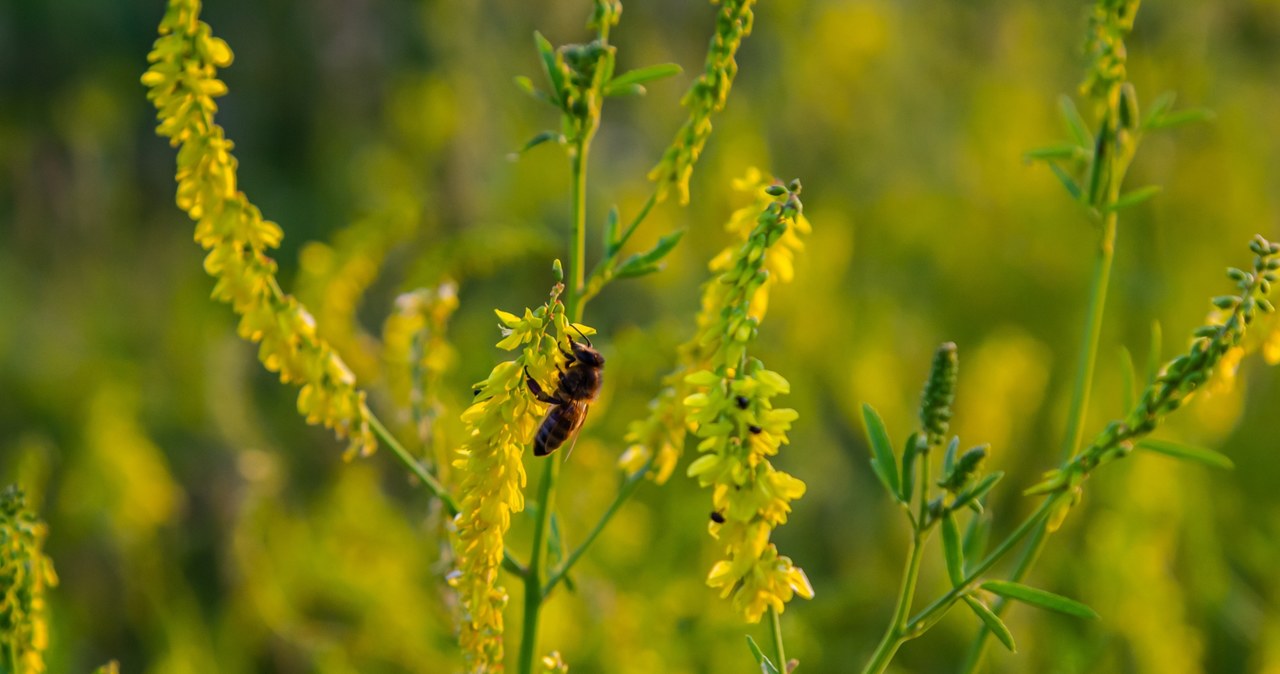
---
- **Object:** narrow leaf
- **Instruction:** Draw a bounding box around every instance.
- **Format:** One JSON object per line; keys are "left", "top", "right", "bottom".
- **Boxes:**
{"left": 951, "top": 472, "right": 1004, "bottom": 512}
{"left": 1147, "top": 107, "right": 1215, "bottom": 130}
{"left": 1060, "top": 95, "right": 1092, "bottom": 146}
{"left": 942, "top": 435, "right": 959, "bottom": 477}
{"left": 981, "top": 581, "right": 1100, "bottom": 619}
{"left": 1142, "top": 91, "right": 1177, "bottom": 129}
{"left": 861, "top": 403, "right": 901, "bottom": 503}
{"left": 605, "top": 63, "right": 682, "bottom": 95}
{"left": 604, "top": 82, "right": 646, "bottom": 97}
{"left": 510, "top": 130, "right": 562, "bottom": 159}
{"left": 1118, "top": 346, "right": 1136, "bottom": 414}
{"left": 1024, "top": 143, "right": 1084, "bottom": 162}
{"left": 900, "top": 432, "right": 920, "bottom": 504}
{"left": 964, "top": 596, "right": 1017, "bottom": 652}
{"left": 534, "top": 32, "right": 564, "bottom": 105}
{"left": 942, "top": 511, "right": 965, "bottom": 586}
{"left": 962, "top": 513, "right": 990, "bottom": 573}
{"left": 602, "top": 206, "right": 620, "bottom": 256}
{"left": 1046, "top": 161, "right": 1082, "bottom": 201}
{"left": 613, "top": 229, "right": 687, "bottom": 279}
{"left": 746, "top": 636, "right": 781, "bottom": 674}
{"left": 1104, "top": 185, "right": 1162, "bottom": 212}
{"left": 1136, "top": 439, "right": 1234, "bottom": 470}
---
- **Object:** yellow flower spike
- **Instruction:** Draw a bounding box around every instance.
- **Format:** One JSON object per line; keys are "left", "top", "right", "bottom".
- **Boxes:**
{"left": 666, "top": 180, "right": 813, "bottom": 623}
{"left": 449, "top": 284, "right": 599, "bottom": 672}
{"left": 144, "top": 0, "right": 377, "bottom": 459}
{"left": 1, "top": 486, "right": 57, "bottom": 673}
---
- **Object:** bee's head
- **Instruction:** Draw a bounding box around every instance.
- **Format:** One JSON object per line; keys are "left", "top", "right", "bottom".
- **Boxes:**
{"left": 569, "top": 339, "right": 604, "bottom": 368}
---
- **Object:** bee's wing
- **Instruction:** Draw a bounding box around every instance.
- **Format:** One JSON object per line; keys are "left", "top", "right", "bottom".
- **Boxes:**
{"left": 562, "top": 401, "right": 591, "bottom": 460}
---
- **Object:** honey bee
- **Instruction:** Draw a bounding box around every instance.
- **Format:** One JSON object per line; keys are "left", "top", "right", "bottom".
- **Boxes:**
{"left": 524, "top": 329, "right": 604, "bottom": 456}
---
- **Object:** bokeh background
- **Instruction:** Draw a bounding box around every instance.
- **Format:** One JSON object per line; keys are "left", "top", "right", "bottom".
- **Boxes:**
{"left": 2, "top": 0, "right": 1279, "bottom": 672}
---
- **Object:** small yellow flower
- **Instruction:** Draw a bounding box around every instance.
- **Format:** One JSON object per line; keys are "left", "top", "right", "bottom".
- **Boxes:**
{"left": 1, "top": 486, "right": 58, "bottom": 673}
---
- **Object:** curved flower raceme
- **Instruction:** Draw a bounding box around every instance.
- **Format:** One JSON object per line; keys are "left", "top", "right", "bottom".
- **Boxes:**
{"left": 1, "top": 487, "right": 57, "bottom": 674}
{"left": 649, "top": 0, "right": 756, "bottom": 205}
{"left": 142, "top": 0, "right": 375, "bottom": 457}
{"left": 620, "top": 169, "right": 810, "bottom": 484}
{"left": 449, "top": 284, "right": 595, "bottom": 672}
{"left": 678, "top": 181, "right": 813, "bottom": 622}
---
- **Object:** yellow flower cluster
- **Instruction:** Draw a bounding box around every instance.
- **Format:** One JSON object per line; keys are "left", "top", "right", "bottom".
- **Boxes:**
{"left": 1, "top": 487, "right": 58, "bottom": 674}
{"left": 620, "top": 169, "right": 810, "bottom": 483}
{"left": 449, "top": 284, "right": 593, "bottom": 672}
{"left": 142, "top": 0, "right": 376, "bottom": 458}
{"left": 383, "top": 282, "right": 460, "bottom": 445}
{"left": 668, "top": 181, "right": 813, "bottom": 622}
{"left": 649, "top": 0, "right": 757, "bottom": 205}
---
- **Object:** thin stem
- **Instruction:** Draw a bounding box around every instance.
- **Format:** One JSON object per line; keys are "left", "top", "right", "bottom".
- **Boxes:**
{"left": 860, "top": 533, "right": 926, "bottom": 674}
{"left": 369, "top": 411, "right": 528, "bottom": 577}
{"left": 519, "top": 457, "right": 562, "bottom": 674}
{"left": 544, "top": 457, "right": 653, "bottom": 596}
{"left": 905, "top": 497, "right": 1055, "bottom": 635}
{"left": 368, "top": 411, "right": 456, "bottom": 513}
{"left": 770, "top": 607, "right": 788, "bottom": 671}
{"left": 1059, "top": 210, "right": 1118, "bottom": 462}
{"left": 520, "top": 133, "right": 592, "bottom": 674}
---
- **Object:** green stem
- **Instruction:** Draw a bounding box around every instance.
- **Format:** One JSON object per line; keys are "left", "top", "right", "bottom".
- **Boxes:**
{"left": 519, "top": 134, "right": 592, "bottom": 674}
{"left": 770, "top": 606, "right": 788, "bottom": 671}
{"left": 370, "top": 411, "right": 528, "bottom": 577}
{"left": 861, "top": 532, "right": 927, "bottom": 674}
{"left": 544, "top": 457, "right": 652, "bottom": 596}
{"left": 905, "top": 498, "right": 1055, "bottom": 636}
{"left": 368, "top": 412, "right": 456, "bottom": 512}
{"left": 1059, "top": 209, "right": 1118, "bottom": 462}
{"left": 518, "top": 457, "right": 562, "bottom": 674}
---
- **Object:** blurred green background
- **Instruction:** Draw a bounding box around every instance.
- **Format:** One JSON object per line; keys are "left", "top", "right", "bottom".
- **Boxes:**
{"left": 2, "top": 0, "right": 1279, "bottom": 672}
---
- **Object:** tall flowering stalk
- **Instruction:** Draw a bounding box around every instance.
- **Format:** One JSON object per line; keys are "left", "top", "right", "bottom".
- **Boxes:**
{"left": 141, "top": 0, "right": 376, "bottom": 458}
{"left": 649, "top": 0, "right": 757, "bottom": 205}
{"left": 448, "top": 284, "right": 595, "bottom": 672}
{"left": 678, "top": 182, "right": 813, "bottom": 630}
{"left": 620, "top": 169, "right": 811, "bottom": 483}
{"left": 1, "top": 486, "right": 57, "bottom": 674}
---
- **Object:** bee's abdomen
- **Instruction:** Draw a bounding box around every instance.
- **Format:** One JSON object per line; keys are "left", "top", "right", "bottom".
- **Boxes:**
{"left": 535, "top": 410, "right": 574, "bottom": 456}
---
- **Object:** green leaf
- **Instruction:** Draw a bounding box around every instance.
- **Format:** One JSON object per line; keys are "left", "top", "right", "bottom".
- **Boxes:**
{"left": 513, "top": 75, "right": 555, "bottom": 106}
{"left": 602, "top": 206, "right": 620, "bottom": 256}
{"left": 942, "top": 511, "right": 965, "bottom": 586}
{"left": 1104, "top": 185, "right": 1162, "bottom": 212}
{"left": 746, "top": 636, "right": 781, "bottom": 674}
{"left": 1142, "top": 91, "right": 1177, "bottom": 129}
{"left": 900, "top": 432, "right": 920, "bottom": 504}
{"left": 534, "top": 32, "right": 564, "bottom": 105}
{"left": 510, "top": 130, "right": 562, "bottom": 159}
{"left": 861, "top": 403, "right": 902, "bottom": 503}
{"left": 1118, "top": 346, "right": 1136, "bottom": 414}
{"left": 942, "top": 435, "right": 959, "bottom": 477}
{"left": 605, "top": 62, "right": 682, "bottom": 96}
{"left": 962, "top": 513, "right": 990, "bottom": 571}
{"left": 981, "top": 581, "right": 1100, "bottom": 619}
{"left": 1059, "top": 95, "right": 1093, "bottom": 147}
{"left": 1024, "top": 143, "right": 1085, "bottom": 162}
{"left": 963, "top": 596, "right": 1017, "bottom": 652}
{"left": 950, "top": 472, "right": 1003, "bottom": 512}
{"left": 613, "top": 229, "right": 686, "bottom": 279}
{"left": 1136, "top": 439, "right": 1234, "bottom": 470}
{"left": 1046, "top": 161, "right": 1082, "bottom": 201}
{"left": 1147, "top": 107, "right": 1215, "bottom": 131}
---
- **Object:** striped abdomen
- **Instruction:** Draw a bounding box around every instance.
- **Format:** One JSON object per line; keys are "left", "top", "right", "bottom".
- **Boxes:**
{"left": 534, "top": 401, "right": 588, "bottom": 456}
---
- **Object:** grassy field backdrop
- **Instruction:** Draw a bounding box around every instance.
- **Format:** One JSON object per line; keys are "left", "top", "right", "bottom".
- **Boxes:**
{"left": 2, "top": 0, "right": 1279, "bottom": 672}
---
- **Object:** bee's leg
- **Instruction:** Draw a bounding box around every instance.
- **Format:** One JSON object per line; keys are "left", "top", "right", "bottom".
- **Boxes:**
{"left": 524, "top": 367, "right": 561, "bottom": 405}
{"left": 558, "top": 341, "right": 576, "bottom": 364}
